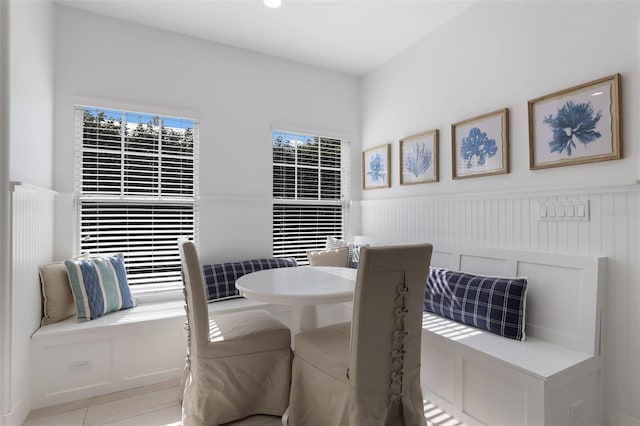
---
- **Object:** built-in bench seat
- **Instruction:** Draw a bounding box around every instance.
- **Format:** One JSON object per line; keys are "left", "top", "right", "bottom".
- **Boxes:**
{"left": 30, "top": 257, "right": 298, "bottom": 410}
{"left": 319, "top": 237, "right": 606, "bottom": 424}
{"left": 32, "top": 242, "right": 606, "bottom": 424}
{"left": 418, "top": 244, "right": 606, "bottom": 426}
{"left": 30, "top": 293, "right": 292, "bottom": 409}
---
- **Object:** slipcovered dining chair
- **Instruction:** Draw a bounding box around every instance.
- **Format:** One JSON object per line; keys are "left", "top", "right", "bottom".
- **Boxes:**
{"left": 288, "top": 244, "right": 433, "bottom": 426}
{"left": 178, "top": 239, "right": 292, "bottom": 426}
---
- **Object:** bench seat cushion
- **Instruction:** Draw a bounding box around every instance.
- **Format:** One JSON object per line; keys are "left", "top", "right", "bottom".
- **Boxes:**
{"left": 203, "top": 257, "right": 297, "bottom": 301}
{"left": 424, "top": 267, "right": 528, "bottom": 341}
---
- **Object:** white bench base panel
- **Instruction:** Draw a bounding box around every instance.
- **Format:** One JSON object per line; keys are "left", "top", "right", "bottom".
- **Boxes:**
{"left": 421, "top": 313, "right": 603, "bottom": 426}
{"left": 417, "top": 244, "right": 605, "bottom": 426}
{"left": 30, "top": 298, "right": 291, "bottom": 410}
{"left": 30, "top": 296, "right": 353, "bottom": 410}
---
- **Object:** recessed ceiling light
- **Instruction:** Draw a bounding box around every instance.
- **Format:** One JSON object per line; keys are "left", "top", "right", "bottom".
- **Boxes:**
{"left": 264, "top": 0, "right": 283, "bottom": 9}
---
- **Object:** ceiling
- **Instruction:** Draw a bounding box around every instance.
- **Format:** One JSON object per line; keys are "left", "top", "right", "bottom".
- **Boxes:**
{"left": 56, "top": 0, "right": 476, "bottom": 76}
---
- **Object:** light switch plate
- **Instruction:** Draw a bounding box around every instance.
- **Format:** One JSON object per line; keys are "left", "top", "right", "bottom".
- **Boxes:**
{"left": 539, "top": 201, "right": 589, "bottom": 222}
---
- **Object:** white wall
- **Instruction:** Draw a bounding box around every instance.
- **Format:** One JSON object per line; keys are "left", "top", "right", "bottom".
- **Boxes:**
{"left": 53, "top": 5, "right": 361, "bottom": 264}
{"left": 362, "top": 1, "right": 638, "bottom": 197}
{"left": 9, "top": 1, "right": 55, "bottom": 188}
{"left": 4, "top": 1, "right": 56, "bottom": 425}
{"left": 360, "top": 2, "right": 640, "bottom": 424}
{"left": 0, "top": 2, "right": 11, "bottom": 425}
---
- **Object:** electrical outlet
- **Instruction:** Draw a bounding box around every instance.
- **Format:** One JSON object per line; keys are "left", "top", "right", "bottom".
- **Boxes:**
{"left": 570, "top": 400, "right": 583, "bottom": 419}
{"left": 69, "top": 359, "right": 90, "bottom": 372}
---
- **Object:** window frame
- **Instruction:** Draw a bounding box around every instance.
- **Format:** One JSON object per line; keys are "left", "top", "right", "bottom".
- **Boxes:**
{"left": 74, "top": 104, "right": 200, "bottom": 293}
{"left": 272, "top": 128, "right": 350, "bottom": 264}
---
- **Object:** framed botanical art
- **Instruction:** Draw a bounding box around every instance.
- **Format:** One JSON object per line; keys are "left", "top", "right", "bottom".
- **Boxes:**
{"left": 528, "top": 74, "right": 621, "bottom": 170}
{"left": 362, "top": 144, "right": 390, "bottom": 189}
{"left": 400, "top": 129, "right": 439, "bottom": 185}
{"left": 451, "top": 108, "right": 509, "bottom": 179}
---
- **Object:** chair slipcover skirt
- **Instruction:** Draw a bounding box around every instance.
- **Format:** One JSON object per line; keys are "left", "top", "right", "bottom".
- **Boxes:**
{"left": 182, "top": 309, "right": 292, "bottom": 426}
{"left": 183, "top": 347, "right": 292, "bottom": 425}
{"left": 288, "top": 244, "right": 432, "bottom": 426}
{"left": 288, "top": 323, "right": 425, "bottom": 426}
{"left": 178, "top": 240, "right": 292, "bottom": 426}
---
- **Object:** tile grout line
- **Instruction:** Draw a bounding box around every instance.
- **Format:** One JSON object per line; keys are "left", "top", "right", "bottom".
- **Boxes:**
{"left": 88, "top": 402, "right": 181, "bottom": 426}
{"left": 92, "top": 404, "right": 182, "bottom": 426}
{"left": 82, "top": 386, "right": 181, "bottom": 426}
{"left": 26, "top": 379, "right": 180, "bottom": 420}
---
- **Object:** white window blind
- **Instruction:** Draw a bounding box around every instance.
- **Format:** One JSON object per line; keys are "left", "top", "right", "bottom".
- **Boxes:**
{"left": 272, "top": 130, "right": 349, "bottom": 263}
{"left": 75, "top": 106, "right": 199, "bottom": 288}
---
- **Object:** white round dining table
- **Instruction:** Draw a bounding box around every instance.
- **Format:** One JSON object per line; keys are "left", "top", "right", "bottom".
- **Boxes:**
{"left": 235, "top": 266, "right": 357, "bottom": 331}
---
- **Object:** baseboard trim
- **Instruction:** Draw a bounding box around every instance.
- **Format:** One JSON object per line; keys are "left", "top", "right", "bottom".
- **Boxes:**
{"left": 0, "top": 392, "right": 30, "bottom": 426}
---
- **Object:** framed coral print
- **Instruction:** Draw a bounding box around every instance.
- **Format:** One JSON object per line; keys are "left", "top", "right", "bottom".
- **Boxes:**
{"left": 400, "top": 129, "right": 438, "bottom": 185}
{"left": 362, "top": 144, "right": 390, "bottom": 189}
{"left": 528, "top": 74, "right": 621, "bottom": 170}
{"left": 451, "top": 108, "right": 509, "bottom": 179}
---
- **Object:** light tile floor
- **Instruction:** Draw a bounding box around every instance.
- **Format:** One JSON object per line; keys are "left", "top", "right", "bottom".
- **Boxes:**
{"left": 24, "top": 380, "right": 462, "bottom": 426}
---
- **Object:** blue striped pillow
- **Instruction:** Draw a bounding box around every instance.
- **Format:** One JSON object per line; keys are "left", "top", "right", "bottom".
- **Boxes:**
{"left": 64, "top": 256, "right": 136, "bottom": 322}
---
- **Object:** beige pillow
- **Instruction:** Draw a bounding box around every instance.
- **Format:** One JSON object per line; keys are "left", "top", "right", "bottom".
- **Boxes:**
{"left": 39, "top": 255, "right": 87, "bottom": 325}
{"left": 307, "top": 246, "right": 350, "bottom": 267}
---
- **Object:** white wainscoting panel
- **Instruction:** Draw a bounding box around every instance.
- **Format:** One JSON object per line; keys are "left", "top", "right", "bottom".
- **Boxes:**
{"left": 9, "top": 183, "right": 56, "bottom": 425}
{"left": 360, "top": 184, "right": 640, "bottom": 424}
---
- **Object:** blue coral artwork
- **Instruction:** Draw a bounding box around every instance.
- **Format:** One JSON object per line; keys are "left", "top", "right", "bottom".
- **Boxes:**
{"left": 453, "top": 109, "right": 508, "bottom": 179}
{"left": 363, "top": 144, "right": 390, "bottom": 189}
{"left": 406, "top": 144, "right": 432, "bottom": 175}
{"left": 461, "top": 127, "right": 498, "bottom": 169}
{"left": 528, "top": 74, "right": 622, "bottom": 169}
{"left": 543, "top": 101, "right": 602, "bottom": 156}
{"left": 401, "top": 130, "right": 438, "bottom": 185}
{"left": 530, "top": 75, "right": 621, "bottom": 169}
{"left": 368, "top": 153, "right": 385, "bottom": 181}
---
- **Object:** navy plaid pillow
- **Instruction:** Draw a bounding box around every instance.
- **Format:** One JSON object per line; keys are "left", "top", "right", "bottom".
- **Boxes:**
{"left": 202, "top": 257, "right": 297, "bottom": 302}
{"left": 424, "top": 267, "right": 528, "bottom": 341}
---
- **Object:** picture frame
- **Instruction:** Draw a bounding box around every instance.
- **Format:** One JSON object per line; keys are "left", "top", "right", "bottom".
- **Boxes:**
{"left": 362, "top": 144, "right": 391, "bottom": 189}
{"left": 528, "top": 74, "right": 621, "bottom": 170}
{"left": 451, "top": 108, "right": 509, "bottom": 179}
{"left": 400, "top": 129, "right": 439, "bottom": 185}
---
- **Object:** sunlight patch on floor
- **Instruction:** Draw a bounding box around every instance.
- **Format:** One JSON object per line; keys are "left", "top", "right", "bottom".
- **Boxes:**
{"left": 424, "top": 400, "right": 464, "bottom": 426}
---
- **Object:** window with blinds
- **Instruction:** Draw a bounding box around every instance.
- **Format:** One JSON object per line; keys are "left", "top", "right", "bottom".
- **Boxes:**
{"left": 272, "top": 130, "right": 349, "bottom": 263}
{"left": 75, "top": 106, "right": 199, "bottom": 288}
